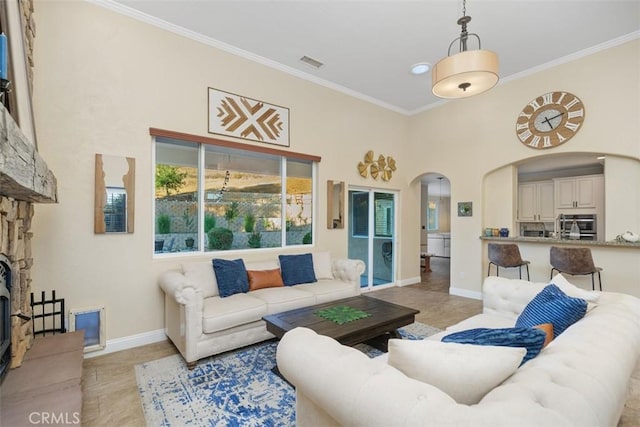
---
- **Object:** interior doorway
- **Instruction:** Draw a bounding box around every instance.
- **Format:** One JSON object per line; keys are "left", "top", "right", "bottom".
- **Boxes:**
{"left": 421, "top": 257, "right": 450, "bottom": 293}
{"left": 420, "top": 174, "right": 451, "bottom": 292}
{"left": 347, "top": 188, "right": 397, "bottom": 290}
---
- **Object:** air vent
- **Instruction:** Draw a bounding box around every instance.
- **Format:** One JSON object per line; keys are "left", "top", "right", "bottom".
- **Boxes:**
{"left": 299, "top": 55, "right": 324, "bottom": 69}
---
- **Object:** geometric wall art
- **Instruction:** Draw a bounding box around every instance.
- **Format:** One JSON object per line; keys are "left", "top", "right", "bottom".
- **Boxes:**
{"left": 208, "top": 87, "right": 290, "bottom": 147}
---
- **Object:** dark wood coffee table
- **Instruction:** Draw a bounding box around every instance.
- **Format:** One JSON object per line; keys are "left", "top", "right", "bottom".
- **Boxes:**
{"left": 263, "top": 295, "right": 419, "bottom": 350}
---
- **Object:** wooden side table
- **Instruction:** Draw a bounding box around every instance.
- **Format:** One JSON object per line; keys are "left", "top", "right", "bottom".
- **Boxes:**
{"left": 420, "top": 253, "right": 433, "bottom": 272}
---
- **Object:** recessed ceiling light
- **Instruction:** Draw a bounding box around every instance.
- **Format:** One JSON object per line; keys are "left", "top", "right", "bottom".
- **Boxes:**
{"left": 410, "top": 62, "right": 431, "bottom": 75}
{"left": 300, "top": 55, "right": 324, "bottom": 69}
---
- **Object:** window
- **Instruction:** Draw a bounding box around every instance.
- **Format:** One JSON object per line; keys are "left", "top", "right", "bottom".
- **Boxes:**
{"left": 374, "top": 193, "right": 393, "bottom": 237}
{"left": 287, "top": 159, "right": 313, "bottom": 245}
{"left": 153, "top": 131, "right": 317, "bottom": 254}
{"left": 1, "top": 1, "right": 37, "bottom": 145}
{"left": 351, "top": 192, "right": 394, "bottom": 238}
{"left": 0, "top": 5, "right": 16, "bottom": 118}
{"left": 351, "top": 192, "right": 369, "bottom": 237}
{"left": 104, "top": 188, "right": 127, "bottom": 233}
{"left": 427, "top": 199, "right": 439, "bottom": 231}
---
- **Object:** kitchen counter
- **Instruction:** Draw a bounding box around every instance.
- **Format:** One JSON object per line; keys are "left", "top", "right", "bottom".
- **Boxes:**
{"left": 480, "top": 235, "right": 640, "bottom": 298}
{"left": 480, "top": 235, "right": 640, "bottom": 249}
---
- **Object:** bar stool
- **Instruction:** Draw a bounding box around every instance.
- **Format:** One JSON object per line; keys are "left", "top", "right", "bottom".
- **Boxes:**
{"left": 487, "top": 243, "right": 530, "bottom": 280}
{"left": 550, "top": 246, "right": 602, "bottom": 291}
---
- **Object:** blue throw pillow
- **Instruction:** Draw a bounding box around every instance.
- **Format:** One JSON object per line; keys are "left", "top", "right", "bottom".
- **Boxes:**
{"left": 212, "top": 258, "right": 249, "bottom": 297}
{"left": 515, "top": 284, "right": 587, "bottom": 338}
{"left": 278, "top": 253, "right": 317, "bottom": 286}
{"left": 442, "top": 327, "right": 546, "bottom": 364}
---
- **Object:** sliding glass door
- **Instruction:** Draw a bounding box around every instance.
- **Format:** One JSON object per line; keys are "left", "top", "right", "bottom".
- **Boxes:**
{"left": 348, "top": 188, "right": 396, "bottom": 290}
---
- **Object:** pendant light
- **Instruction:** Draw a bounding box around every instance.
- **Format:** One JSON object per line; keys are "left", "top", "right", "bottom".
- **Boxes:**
{"left": 432, "top": 0, "right": 498, "bottom": 99}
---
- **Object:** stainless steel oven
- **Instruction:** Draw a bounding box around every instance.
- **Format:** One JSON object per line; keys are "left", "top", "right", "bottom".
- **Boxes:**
{"left": 557, "top": 213, "right": 597, "bottom": 240}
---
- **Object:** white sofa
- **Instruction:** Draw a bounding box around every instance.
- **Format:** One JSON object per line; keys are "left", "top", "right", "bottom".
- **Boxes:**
{"left": 277, "top": 275, "right": 640, "bottom": 427}
{"left": 159, "top": 253, "right": 365, "bottom": 367}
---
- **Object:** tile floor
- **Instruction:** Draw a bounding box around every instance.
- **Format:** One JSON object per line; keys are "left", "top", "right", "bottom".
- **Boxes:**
{"left": 81, "top": 257, "right": 639, "bottom": 426}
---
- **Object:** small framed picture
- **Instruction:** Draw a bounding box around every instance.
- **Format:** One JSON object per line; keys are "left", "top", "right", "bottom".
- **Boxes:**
{"left": 458, "top": 202, "right": 472, "bottom": 217}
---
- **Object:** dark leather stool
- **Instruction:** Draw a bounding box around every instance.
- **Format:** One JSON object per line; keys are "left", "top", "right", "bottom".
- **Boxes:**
{"left": 487, "top": 243, "right": 530, "bottom": 280}
{"left": 550, "top": 246, "right": 602, "bottom": 291}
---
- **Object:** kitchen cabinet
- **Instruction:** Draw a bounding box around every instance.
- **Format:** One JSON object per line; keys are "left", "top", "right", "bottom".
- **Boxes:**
{"left": 427, "top": 233, "right": 450, "bottom": 258}
{"left": 518, "top": 181, "right": 554, "bottom": 222}
{"left": 554, "top": 175, "right": 603, "bottom": 210}
{"left": 443, "top": 235, "right": 451, "bottom": 257}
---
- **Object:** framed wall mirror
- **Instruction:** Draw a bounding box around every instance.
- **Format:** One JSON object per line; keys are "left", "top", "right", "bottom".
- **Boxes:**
{"left": 95, "top": 154, "right": 135, "bottom": 233}
{"left": 327, "top": 180, "right": 344, "bottom": 229}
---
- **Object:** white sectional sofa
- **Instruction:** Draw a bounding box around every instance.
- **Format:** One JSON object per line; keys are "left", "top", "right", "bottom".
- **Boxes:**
{"left": 277, "top": 275, "right": 640, "bottom": 427}
{"left": 159, "top": 252, "right": 365, "bottom": 367}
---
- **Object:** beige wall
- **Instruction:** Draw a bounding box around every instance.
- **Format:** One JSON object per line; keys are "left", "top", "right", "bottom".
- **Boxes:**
{"left": 604, "top": 156, "right": 640, "bottom": 238}
{"left": 407, "top": 39, "right": 640, "bottom": 297}
{"left": 32, "top": 1, "right": 408, "bottom": 340}
{"left": 32, "top": 1, "right": 639, "bottom": 343}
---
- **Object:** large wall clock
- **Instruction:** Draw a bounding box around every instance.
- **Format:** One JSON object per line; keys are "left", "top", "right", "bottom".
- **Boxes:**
{"left": 515, "top": 91, "right": 585, "bottom": 149}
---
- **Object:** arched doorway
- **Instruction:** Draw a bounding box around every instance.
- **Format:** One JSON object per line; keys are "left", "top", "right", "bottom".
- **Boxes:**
{"left": 420, "top": 173, "right": 451, "bottom": 292}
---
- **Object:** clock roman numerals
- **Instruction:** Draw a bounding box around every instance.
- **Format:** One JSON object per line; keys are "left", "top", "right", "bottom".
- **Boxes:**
{"left": 564, "top": 97, "right": 581, "bottom": 110}
{"left": 556, "top": 92, "right": 567, "bottom": 105}
{"left": 518, "top": 129, "right": 532, "bottom": 142}
{"left": 564, "top": 121, "right": 580, "bottom": 132}
{"left": 567, "top": 109, "right": 584, "bottom": 119}
{"left": 528, "top": 99, "right": 542, "bottom": 111}
{"left": 516, "top": 91, "right": 585, "bottom": 150}
{"left": 541, "top": 93, "right": 554, "bottom": 105}
{"left": 528, "top": 135, "right": 542, "bottom": 148}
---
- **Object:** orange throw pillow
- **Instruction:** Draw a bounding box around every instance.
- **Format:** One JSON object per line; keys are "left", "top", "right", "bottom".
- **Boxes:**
{"left": 534, "top": 323, "right": 554, "bottom": 348}
{"left": 247, "top": 269, "right": 285, "bottom": 291}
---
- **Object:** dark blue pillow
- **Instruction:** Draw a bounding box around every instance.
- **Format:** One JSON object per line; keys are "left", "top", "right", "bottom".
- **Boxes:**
{"left": 442, "top": 327, "right": 546, "bottom": 364}
{"left": 278, "top": 253, "right": 317, "bottom": 286}
{"left": 212, "top": 258, "right": 249, "bottom": 297}
{"left": 515, "top": 284, "right": 587, "bottom": 338}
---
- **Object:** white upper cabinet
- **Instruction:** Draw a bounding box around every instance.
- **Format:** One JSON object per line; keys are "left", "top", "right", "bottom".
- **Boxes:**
{"left": 554, "top": 175, "right": 603, "bottom": 210}
{"left": 518, "top": 181, "right": 554, "bottom": 221}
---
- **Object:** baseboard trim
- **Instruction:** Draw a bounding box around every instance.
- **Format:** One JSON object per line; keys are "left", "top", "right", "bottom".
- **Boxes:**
{"left": 83, "top": 328, "right": 167, "bottom": 358}
{"left": 85, "top": 285, "right": 478, "bottom": 360}
{"left": 449, "top": 287, "right": 483, "bottom": 300}
{"left": 398, "top": 276, "right": 421, "bottom": 287}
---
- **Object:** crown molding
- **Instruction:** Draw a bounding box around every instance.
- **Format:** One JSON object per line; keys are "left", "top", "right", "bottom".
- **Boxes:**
{"left": 86, "top": 0, "right": 410, "bottom": 115}
{"left": 498, "top": 30, "right": 640, "bottom": 87}
{"left": 87, "top": 1, "right": 638, "bottom": 118}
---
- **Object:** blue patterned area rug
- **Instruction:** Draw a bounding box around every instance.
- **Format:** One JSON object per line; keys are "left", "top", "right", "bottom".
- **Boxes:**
{"left": 135, "top": 322, "right": 441, "bottom": 426}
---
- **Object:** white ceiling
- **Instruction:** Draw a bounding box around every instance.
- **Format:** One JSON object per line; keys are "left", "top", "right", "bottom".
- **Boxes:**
{"left": 104, "top": 0, "right": 640, "bottom": 115}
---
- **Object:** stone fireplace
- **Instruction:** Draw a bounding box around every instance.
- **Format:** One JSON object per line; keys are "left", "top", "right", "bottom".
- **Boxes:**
{"left": 0, "top": 103, "right": 58, "bottom": 370}
{"left": 0, "top": 0, "right": 57, "bottom": 373}
{"left": 0, "top": 196, "right": 41, "bottom": 371}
